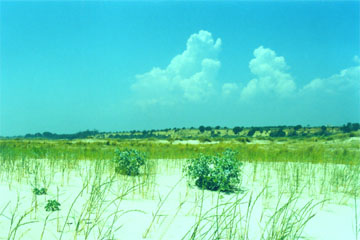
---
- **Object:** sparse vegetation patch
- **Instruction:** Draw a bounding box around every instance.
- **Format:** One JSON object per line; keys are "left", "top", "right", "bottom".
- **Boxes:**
{"left": 185, "top": 149, "right": 242, "bottom": 192}
{"left": 32, "top": 187, "right": 47, "bottom": 196}
{"left": 45, "top": 200, "right": 60, "bottom": 212}
{"left": 114, "top": 148, "right": 147, "bottom": 176}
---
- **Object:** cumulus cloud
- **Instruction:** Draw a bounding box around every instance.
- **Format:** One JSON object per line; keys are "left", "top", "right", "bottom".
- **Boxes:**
{"left": 131, "top": 30, "right": 221, "bottom": 106}
{"left": 222, "top": 83, "right": 239, "bottom": 96}
{"left": 302, "top": 64, "right": 360, "bottom": 94}
{"left": 241, "top": 46, "right": 296, "bottom": 99}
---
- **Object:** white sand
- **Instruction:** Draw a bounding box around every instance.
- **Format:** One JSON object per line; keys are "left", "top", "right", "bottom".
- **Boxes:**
{"left": 0, "top": 159, "right": 358, "bottom": 239}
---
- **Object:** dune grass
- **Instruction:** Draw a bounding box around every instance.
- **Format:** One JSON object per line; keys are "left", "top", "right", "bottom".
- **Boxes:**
{"left": 0, "top": 136, "right": 358, "bottom": 165}
{"left": 0, "top": 136, "right": 358, "bottom": 239}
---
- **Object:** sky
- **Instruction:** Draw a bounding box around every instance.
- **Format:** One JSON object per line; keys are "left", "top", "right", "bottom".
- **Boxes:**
{"left": 0, "top": 1, "right": 359, "bottom": 136}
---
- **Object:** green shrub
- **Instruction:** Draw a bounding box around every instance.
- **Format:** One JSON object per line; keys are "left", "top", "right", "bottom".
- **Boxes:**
{"left": 33, "top": 187, "right": 47, "bottom": 195}
{"left": 270, "top": 129, "right": 286, "bottom": 137}
{"left": 247, "top": 129, "right": 256, "bottom": 137}
{"left": 185, "top": 149, "right": 242, "bottom": 192}
{"left": 199, "top": 137, "right": 211, "bottom": 143}
{"left": 236, "top": 137, "right": 246, "bottom": 143}
{"left": 235, "top": 137, "right": 251, "bottom": 143}
{"left": 114, "top": 148, "right": 146, "bottom": 176}
{"left": 45, "top": 200, "right": 60, "bottom": 212}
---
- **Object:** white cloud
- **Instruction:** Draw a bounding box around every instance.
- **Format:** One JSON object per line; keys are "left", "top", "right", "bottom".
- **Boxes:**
{"left": 222, "top": 83, "right": 239, "bottom": 96}
{"left": 302, "top": 65, "right": 360, "bottom": 94}
{"left": 131, "top": 30, "right": 221, "bottom": 106}
{"left": 241, "top": 46, "right": 296, "bottom": 99}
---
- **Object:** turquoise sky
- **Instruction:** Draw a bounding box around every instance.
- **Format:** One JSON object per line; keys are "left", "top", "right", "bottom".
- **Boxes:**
{"left": 1, "top": 1, "right": 359, "bottom": 136}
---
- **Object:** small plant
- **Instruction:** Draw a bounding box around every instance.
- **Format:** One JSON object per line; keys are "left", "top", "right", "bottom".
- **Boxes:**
{"left": 45, "top": 200, "right": 60, "bottom": 212}
{"left": 114, "top": 148, "right": 147, "bottom": 176}
{"left": 185, "top": 149, "right": 242, "bottom": 192}
{"left": 32, "top": 187, "right": 47, "bottom": 195}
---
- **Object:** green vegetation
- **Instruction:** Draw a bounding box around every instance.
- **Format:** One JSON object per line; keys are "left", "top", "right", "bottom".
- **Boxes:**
{"left": 0, "top": 124, "right": 358, "bottom": 239}
{"left": 2, "top": 123, "right": 358, "bottom": 141}
{"left": 114, "top": 148, "right": 147, "bottom": 176}
{"left": 185, "top": 149, "right": 242, "bottom": 192}
{"left": 1, "top": 131, "right": 359, "bottom": 165}
{"left": 32, "top": 187, "right": 47, "bottom": 196}
{"left": 45, "top": 200, "right": 60, "bottom": 212}
{"left": 182, "top": 190, "right": 323, "bottom": 240}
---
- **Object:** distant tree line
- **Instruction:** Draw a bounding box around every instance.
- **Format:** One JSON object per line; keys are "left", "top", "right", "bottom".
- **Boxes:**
{"left": 6, "top": 122, "right": 359, "bottom": 140}
{"left": 24, "top": 130, "right": 99, "bottom": 140}
{"left": 340, "top": 122, "right": 360, "bottom": 133}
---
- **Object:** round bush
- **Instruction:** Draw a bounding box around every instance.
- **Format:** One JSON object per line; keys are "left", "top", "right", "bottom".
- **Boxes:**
{"left": 114, "top": 149, "right": 146, "bottom": 176}
{"left": 185, "top": 149, "right": 242, "bottom": 192}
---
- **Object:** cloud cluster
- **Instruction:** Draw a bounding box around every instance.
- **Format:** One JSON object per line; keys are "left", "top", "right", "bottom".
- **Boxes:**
{"left": 131, "top": 30, "right": 359, "bottom": 106}
{"left": 240, "top": 46, "right": 296, "bottom": 99}
{"left": 302, "top": 65, "right": 360, "bottom": 94}
{"left": 131, "top": 30, "right": 221, "bottom": 106}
